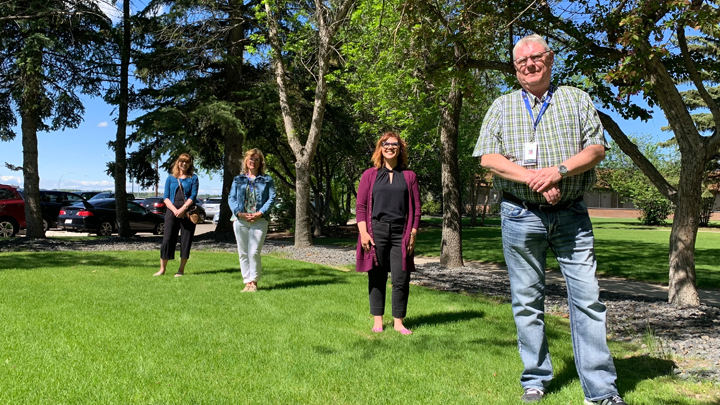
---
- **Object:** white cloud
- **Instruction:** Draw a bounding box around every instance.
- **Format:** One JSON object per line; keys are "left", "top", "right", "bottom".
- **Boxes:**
{"left": 95, "top": 0, "right": 122, "bottom": 22}
{"left": 98, "top": 121, "right": 109, "bottom": 128}
{"left": 0, "top": 175, "right": 23, "bottom": 186}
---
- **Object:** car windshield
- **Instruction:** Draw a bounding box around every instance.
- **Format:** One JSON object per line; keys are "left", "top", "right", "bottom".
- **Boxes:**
{"left": 206, "top": 198, "right": 222, "bottom": 204}
{"left": 89, "top": 193, "right": 112, "bottom": 200}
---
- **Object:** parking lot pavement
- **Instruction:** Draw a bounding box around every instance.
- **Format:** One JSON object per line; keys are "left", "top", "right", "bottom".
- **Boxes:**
{"left": 23, "top": 222, "right": 218, "bottom": 237}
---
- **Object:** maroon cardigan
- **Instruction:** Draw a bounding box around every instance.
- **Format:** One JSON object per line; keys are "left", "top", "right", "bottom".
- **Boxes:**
{"left": 355, "top": 167, "right": 421, "bottom": 272}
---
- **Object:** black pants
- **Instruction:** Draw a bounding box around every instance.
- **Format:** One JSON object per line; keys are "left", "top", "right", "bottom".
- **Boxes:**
{"left": 368, "top": 219, "right": 410, "bottom": 318}
{"left": 160, "top": 198, "right": 196, "bottom": 260}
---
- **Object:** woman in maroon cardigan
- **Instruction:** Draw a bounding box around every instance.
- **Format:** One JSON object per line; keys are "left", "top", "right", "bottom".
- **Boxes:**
{"left": 356, "top": 132, "right": 421, "bottom": 335}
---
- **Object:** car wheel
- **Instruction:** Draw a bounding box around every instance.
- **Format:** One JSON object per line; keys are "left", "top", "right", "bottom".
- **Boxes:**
{"left": 43, "top": 217, "right": 50, "bottom": 232}
{"left": 199, "top": 212, "right": 206, "bottom": 223}
{"left": 153, "top": 222, "right": 165, "bottom": 235}
{"left": 97, "top": 221, "right": 114, "bottom": 236}
{"left": 0, "top": 219, "right": 17, "bottom": 237}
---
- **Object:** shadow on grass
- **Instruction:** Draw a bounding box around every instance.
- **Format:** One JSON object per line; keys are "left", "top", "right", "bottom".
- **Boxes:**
{"left": 0, "top": 251, "right": 146, "bottom": 271}
{"left": 547, "top": 354, "right": 676, "bottom": 399}
{"left": 405, "top": 309, "right": 485, "bottom": 328}
{"left": 261, "top": 265, "right": 348, "bottom": 290}
{"left": 265, "top": 277, "right": 347, "bottom": 290}
{"left": 195, "top": 268, "right": 239, "bottom": 275}
{"left": 594, "top": 238, "right": 720, "bottom": 290}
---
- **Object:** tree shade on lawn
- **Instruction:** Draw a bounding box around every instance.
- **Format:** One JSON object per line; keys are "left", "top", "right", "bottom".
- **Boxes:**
{"left": 0, "top": 251, "right": 717, "bottom": 404}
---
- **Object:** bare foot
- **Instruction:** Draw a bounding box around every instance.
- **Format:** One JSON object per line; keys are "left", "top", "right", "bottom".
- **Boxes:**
{"left": 394, "top": 319, "right": 412, "bottom": 335}
{"left": 372, "top": 315, "right": 384, "bottom": 332}
{"left": 153, "top": 270, "right": 165, "bottom": 276}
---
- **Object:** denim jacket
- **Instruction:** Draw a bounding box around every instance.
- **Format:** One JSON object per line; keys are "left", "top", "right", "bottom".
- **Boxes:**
{"left": 228, "top": 173, "right": 276, "bottom": 216}
{"left": 163, "top": 175, "right": 199, "bottom": 202}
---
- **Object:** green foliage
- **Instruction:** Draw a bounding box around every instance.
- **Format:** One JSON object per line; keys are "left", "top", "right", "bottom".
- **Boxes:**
{"left": 0, "top": 1, "right": 114, "bottom": 140}
{"left": 340, "top": 0, "right": 503, "bottom": 202}
{"left": 634, "top": 196, "right": 675, "bottom": 226}
{"left": 599, "top": 137, "right": 678, "bottom": 226}
{"left": 421, "top": 198, "right": 442, "bottom": 216}
{"left": 699, "top": 196, "right": 715, "bottom": 228}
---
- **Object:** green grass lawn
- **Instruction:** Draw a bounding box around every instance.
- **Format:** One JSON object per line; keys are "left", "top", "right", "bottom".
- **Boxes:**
{"left": 407, "top": 217, "right": 720, "bottom": 290}
{"left": 0, "top": 251, "right": 717, "bottom": 404}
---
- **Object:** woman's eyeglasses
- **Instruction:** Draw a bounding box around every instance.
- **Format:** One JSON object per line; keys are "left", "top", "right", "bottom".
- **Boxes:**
{"left": 382, "top": 141, "right": 399, "bottom": 149}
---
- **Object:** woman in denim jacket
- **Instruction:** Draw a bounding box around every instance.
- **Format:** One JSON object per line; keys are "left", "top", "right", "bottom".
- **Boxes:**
{"left": 228, "top": 148, "right": 276, "bottom": 292}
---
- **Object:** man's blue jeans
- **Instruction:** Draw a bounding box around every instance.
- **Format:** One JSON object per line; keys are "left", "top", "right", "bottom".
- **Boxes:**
{"left": 500, "top": 199, "right": 618, "bottom": 401}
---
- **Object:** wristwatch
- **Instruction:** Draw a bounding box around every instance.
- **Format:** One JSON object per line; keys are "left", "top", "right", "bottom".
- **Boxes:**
{"left": 558, "top": 165, "right": 569, "bottom": 177}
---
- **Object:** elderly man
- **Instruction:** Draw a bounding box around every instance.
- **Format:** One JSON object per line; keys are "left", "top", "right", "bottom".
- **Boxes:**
{"left": 473, "top": 34, "right": 626, "bottom": 405}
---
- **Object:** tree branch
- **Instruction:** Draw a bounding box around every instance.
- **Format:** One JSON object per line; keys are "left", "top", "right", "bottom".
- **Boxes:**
{"left": 461, "top": 59, "right": 515, "bottom": 74}
{"left": 598, "top": 111, "right": 677, "bottom": 203}
{"left": 677, "top": 25, "right": 720, "bottom": 159}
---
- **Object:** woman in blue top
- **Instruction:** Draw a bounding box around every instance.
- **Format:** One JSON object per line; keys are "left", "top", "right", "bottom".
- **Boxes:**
{"left": 154, "top": 153, "right": 199, "bottom": 277}
{"left": 228, "top": 148, "right": 276, "bottom": 292}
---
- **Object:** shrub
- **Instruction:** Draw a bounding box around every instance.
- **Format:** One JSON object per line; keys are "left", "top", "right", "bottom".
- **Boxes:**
{"left": 422, "top": 199, "right": 441, "bottom": 216}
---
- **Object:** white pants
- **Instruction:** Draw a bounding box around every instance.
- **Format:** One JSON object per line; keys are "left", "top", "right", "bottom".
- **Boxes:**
{"left": 232, "top": 218, "right": 269, "bottom": 283}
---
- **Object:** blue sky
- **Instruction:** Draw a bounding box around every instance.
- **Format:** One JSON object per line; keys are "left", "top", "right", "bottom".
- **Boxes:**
{"left": 0, "top": 95, "right": 226, "bottom": 197}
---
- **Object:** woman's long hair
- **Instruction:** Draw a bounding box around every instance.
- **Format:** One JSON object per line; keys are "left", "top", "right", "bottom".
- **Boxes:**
{"left": 242, "top": 148, "right": 266, "bottom": 175}
{"left": 371, "top": 132, "right": 408, "bottom": 169}
{"left": 171, "top": 153, "right": 195, "bottom": 178}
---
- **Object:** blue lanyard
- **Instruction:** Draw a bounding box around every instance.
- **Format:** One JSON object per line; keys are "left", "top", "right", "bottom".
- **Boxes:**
{"left": 522, "top": 85, "right": 554, "bottom": 130}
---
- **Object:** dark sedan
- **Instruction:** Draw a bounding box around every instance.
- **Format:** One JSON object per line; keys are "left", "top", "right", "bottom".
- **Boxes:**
{"left": 58, "top": 199, "right": 164, "bottom": 236}
{"left": 140, "top": 197, "right": 207, "bottom": 222}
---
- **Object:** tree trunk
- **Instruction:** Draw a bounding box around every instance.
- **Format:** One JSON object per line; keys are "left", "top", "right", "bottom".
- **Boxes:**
{"left": 216, "top": 0, "right": 246, "bottom": 233}
{"left": 218, "top": 128, "right": 244, "bottom": 233}
{"left": 439, "top": 78, "right": 464, "bottom": 268}
{"left": 264, "top": 0, "right": 355, "bottom": 248}
{"left": 480, "top": 186, "right": 489, "bottom": 226}
{"left": 20, "top": 49, "right": 44, "bottom": 239}
{"left": 469, "top": 177, "right": 478, "bottom": 227}
{"left": 668, "top": 153, "right": 703, "bottom": 306}
{"left": 295, "top": 160, "right": 313, "bottom": 247}
{"left": 114, "top": 0, "right": 131, "bottom": 237}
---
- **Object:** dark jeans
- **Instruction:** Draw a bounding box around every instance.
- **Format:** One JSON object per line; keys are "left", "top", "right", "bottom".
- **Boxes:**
{"left": 368, "top": 219, "right": 410, "bottom": 318}
{"left": 160, "top": 206, "right": 196, "bottom": 260}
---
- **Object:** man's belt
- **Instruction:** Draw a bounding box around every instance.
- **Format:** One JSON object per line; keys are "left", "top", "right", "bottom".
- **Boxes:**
{"left": 502, "top": 192, "right": 583, "bottom": 212}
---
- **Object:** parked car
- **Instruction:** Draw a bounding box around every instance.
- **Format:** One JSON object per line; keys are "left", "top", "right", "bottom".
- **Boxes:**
{"left": 88, "top": 192, "right": 136, "bottom": 201}
{"left": 79, "top": 191, "right": 102, "bottom": 200}
{"left": 58, "top": 199, "right": 164, "bottom": 236}
{"left": 212, "top": 211, "right": 220, "bottom": 225}
{"left": 0, "top": 184, "right": 26, "bottom": 237}
{"left": 203, "top": 197, "right": 222, "bottom": 220}
{"left": 38, "top": 190, "right": 85, "bottom": 231}
{"left": 140, "top": 196, "right": 207, "bottom": 222}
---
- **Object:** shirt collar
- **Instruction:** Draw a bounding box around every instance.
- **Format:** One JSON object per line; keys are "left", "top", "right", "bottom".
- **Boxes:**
{"left": 524, "top": 84, "right": 555, "bottom": 106}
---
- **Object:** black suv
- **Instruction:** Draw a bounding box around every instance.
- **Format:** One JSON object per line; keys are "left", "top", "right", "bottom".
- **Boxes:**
{"left": 88, "top": 192, "right": 135, "bottom": 201}
{"left": 39, "top": 190, "right": 84, "bottom": 231}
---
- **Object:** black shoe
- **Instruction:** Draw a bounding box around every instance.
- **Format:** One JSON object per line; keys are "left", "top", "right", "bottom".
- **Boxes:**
{"left": 521, "top": 388, "right": 544, "bottom": 403}
{"left": 584, "top": 395, "right": 627, "bottom": 405}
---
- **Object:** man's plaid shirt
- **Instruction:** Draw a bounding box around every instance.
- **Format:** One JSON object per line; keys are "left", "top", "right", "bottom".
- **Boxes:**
{"left": 472, "top": 85, "right": 609, "bottom": 204}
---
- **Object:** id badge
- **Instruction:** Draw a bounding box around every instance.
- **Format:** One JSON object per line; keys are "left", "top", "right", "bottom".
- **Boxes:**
{"left": 522, "top": 142, "right": 537, "bottom": 166}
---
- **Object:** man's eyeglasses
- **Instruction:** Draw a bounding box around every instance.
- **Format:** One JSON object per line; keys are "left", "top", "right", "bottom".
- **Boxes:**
{"left": 513, "top": 50, "right": 551, "bottom": 68}
{"left": 382, "top": 141, "right": 399, "bottom": 149}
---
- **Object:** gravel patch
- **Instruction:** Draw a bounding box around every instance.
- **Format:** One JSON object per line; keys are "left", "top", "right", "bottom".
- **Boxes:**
{"left": 2, "top": 234, "right": 719, "bottom": 383}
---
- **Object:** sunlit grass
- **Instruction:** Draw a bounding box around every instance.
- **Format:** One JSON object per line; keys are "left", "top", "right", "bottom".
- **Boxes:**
{"left": 0, "top": 250, "right": 716, "bottom": 404}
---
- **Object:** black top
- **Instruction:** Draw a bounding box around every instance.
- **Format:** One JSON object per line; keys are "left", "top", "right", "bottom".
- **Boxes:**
{"left": 372, "top": 167, "right": 408, "bottom": 224}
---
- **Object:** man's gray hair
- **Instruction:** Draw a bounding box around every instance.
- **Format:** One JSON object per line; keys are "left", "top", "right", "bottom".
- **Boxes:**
{"left": 513, "top": 34, "right": 551, "bottom": 60}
